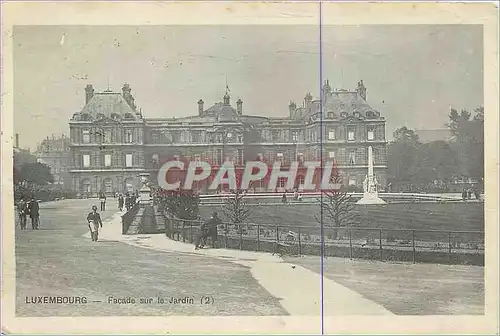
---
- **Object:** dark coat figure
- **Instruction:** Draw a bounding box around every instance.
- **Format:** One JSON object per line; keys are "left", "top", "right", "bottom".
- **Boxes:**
{"left": 467, "top": 188, "right": 472, "bottom": 200}
{"left": 17, "top": 198, "right": 28, "bottom": 230}
{"left": 118, "top": 195, "right": 124, "bottom": 211}
{"left": 195, "top": 221, "right": 209, "bottom": 250}
{"left": 99, "top": 191, "right": 107, "bottom": 211}
{"left": 28, "top": 198, "right": 40, "bottom": 230}
{"left": 282, "top": 192, "right": 287, "bottom": 204}
{"left": 474, "top": 189, "right": 481, "bottom": 200}
{"left": 87, "top": 205, "right": 103, "bottom": 242}
{"left": 206, "top": 212, "right": 221, "bottom": 248}
{"left": 125, "top": 193, "right": 132, "bottom": 211}
{"left": 462, "top": 189, "right": 467, "bottom": 201}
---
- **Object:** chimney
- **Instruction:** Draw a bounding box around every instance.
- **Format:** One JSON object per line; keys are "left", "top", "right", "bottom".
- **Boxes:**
{"left": 289, "top": 101, "right": 297, "bottom": 117}
{"left": 15, "top": 133, "right": 19, "bottom": 148}
{"left": 85, "top": 84, "right": 94, "bottom": 104}
{"left": 122, "top": 83, "right": 136, "bottom": 110}
{"left": 236, "top": 99, "right": 243, "bottom": 115}
{"left": 198, "top": 99, "right": 204, "bottom": 116}
{"left": 357, "top": 80, "right": 367, "bottom": 101}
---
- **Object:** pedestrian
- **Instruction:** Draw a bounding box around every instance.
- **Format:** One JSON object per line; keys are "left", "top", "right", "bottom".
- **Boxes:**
{"left": 28, "top": 196, "right": 40, "bottom": 230}
{"left": 99, "top": 191, "right": 107, "bottom": 211}
{"left": 207, "top": 211, "right": 221, "bottom": 248}
{"left": 462, "top": 188, "right": 467, "bottom": 201}
{"left": 118, "top": 194, "right": 124, "bottom": 211}
{"left": 17, "top": 197, "right": 28, "bottom": 230}
{"left": 282, "top": 192, "right": 287, "bottom": 204}
{"left": 125, "top": 192, "right": 131, "bottom": 211}
{"left": 467, "top": 188, "right": 472, "bottom": 200}
{"left": 86, "top": 205, "right": 103, "bottom": 242}
{"left": 195, "top": 220, "right": 209, "bottom": 250}
{"left": 474, "top": 188, "right": 481, "bottom": 200}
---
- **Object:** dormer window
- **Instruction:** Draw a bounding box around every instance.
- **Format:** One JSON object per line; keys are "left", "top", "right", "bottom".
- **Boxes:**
{"left": 97, "top": 113, "right": 106, "bottom": 120}
{"left": 327, "top": 112, "right": 334, "bottom": 119}
{"left": 340, "top": 112, "right": 348, "bottom": 119}
{"left": 353, "top": 111, "right": 360, "bottom": 118}
{"left": 81, "top": 113, "right": 91, "bottom": 121}
{"left": 124, "top": 113, "right": 134, "bottom": 120}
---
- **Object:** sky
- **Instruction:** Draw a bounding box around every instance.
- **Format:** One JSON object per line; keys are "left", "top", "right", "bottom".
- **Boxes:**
{"left": 13, "top": 25, "right": 483, "bottom": 150}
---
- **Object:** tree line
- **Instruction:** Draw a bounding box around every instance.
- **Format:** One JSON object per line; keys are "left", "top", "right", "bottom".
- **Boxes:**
{"left": 387, "top": 106, "right": 484, "bottom": 192}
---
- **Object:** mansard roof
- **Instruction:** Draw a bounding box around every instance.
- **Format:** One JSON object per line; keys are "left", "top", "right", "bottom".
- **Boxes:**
{"left": 71, "top": 92, "right": 140, "bottom": 122}
{"left": 290, "top": 89, "right": 382, "bottom": 121}
{"left": 203, "top": 102, "right": 240, "bottom": 121}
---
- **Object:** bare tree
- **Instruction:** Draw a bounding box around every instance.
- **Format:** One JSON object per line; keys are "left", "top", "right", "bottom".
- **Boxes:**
{"left": 315, "top": 177, "right": 356, "bottom": 240}
{"left": 222, "top": 190, "right": 253, "bottom": 233}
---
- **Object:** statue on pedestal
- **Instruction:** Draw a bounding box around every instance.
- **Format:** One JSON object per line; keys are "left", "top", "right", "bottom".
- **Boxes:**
{"left": 357, "top": 146, "right": 386, "bottom": 205}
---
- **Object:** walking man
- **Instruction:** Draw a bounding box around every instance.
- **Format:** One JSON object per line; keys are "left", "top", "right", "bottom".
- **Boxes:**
{"left": 195, "top": 220, "right": 209, "bottom": 250}
{"left": 99, "top": 191, "right": 107, "bottom": 211}
{"left": 28, "top": 196, "right": 40, "bottom": 230}
{"left": 207, "top": 212, "right": 221, "bottom": 248}
{"left": 118, "top": 194, "right": 124, "bottom": 212}
{"left": 17, "top": 197, "right": 28, "bottom": 230}
{"left": 87, "top": 205, "right": 103, "bottom": 242}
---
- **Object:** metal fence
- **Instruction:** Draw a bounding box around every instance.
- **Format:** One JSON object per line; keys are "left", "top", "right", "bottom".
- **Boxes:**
{"left": 164, "top": 215, "right": 484, "bottom": 265}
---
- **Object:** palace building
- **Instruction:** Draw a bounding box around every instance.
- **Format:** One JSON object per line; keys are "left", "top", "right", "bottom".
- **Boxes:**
{"left": 68, "top": 81, "right": 387, "bottom": 196}
{"left": 34, "top": 134, "right": 71, "bottom": 187}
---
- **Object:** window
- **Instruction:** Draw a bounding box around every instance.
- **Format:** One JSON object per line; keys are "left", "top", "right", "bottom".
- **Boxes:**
{"left": 194, "top": 155, "right": 201, "bottom": 162}
{"left": 349, "top": 177, "right": 356, "bottom": 186}
{"left": 104, "top": 154, "right": 111, "bottom": 167}
{"left": 277, "top": 153, "right": 284, "bottom": 160}
{"left": 171, "top": 131, "right": 180, "bottom": 143}
{"left": 328, "top": 130, "right": 336, "bottom": 140}
{"left": 237, "top": 149, "right": 244, "bottom": 165}
{"left": 292, "top": 131, "right": 298, "bottom": 142}
{"left": 367, "top": 128, "right": 375, "bottom": 140}
{"left": 191, "top": 132, "right": 200, "bottom": 143}
{"left": 152, "top": 132, "right": 161, "bottom": 144}
{"left": 237, "top": 135, "right": 243, "bottom": 143}
{"left": 103, "top": 179, "right": 112, "bottom": 193}
{"left": 349, "top": 152, "right": 356, "bottom": 165}
{"left": 347, "top": 129, "right": 355, "bottom": 141}
{"left": 278, "top": 177, "right": 286, "bottom": 188}
{"left": 103, "top": 129, "right": 112, "bottom": 143}
{"left": 297, "top": 175, "right": 305, "bottom": 186}
{"left": 215, "top": 149, "right": 222, "bottom": 165}
{"left": 327, "top": 112, "right": 334, "bottom": 119}
{"left": 272, "top": 131, "right": 279, "bottom": 142}
{"left": 328, "top": 151, "right": 335, "bottom": 159}
{"left": 124, "top": 129, "right": 133, "bottom": 143}
{"left": 125, "top": 154, "right": 133, "bottom": 168}
{"left": 82, "top": 130, "right": 90, "bottom": 144}
{"left": 82, "top": 154, "right": 90, "bottom": 168}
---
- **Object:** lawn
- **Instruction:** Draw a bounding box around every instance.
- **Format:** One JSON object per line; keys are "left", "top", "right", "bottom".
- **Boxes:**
{"left": 201, "top": 201, "right": 484, "bottom": 233}
{"left": 289, "top": 256, "right": 484, "bottom": 315}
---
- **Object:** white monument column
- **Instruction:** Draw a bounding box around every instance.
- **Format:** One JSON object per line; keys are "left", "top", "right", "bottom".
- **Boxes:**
{"left": 356, "top": 146, "right": 386, "bottom": 205}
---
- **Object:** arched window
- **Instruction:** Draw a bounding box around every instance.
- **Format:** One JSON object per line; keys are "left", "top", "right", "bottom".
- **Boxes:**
{"left": 81, "top": 178, "right": 91, "bottom": 194}
{"left": 102, "top": 178, "right": 113, "bottom": 193}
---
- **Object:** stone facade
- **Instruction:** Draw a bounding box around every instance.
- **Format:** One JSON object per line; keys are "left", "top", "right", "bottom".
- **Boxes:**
{"left": 34, "top": 135, "right": 71, "bottom": 187}
{"left": 68, "top": 80, "right": 387, "bottom": 196}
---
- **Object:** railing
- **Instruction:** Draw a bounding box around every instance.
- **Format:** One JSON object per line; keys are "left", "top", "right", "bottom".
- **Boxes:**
{"left": 163, "top": 215, "right": 484, "bottom": 266}
{"left": 121, "top": 202, "right": 140, "bottom": 234}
